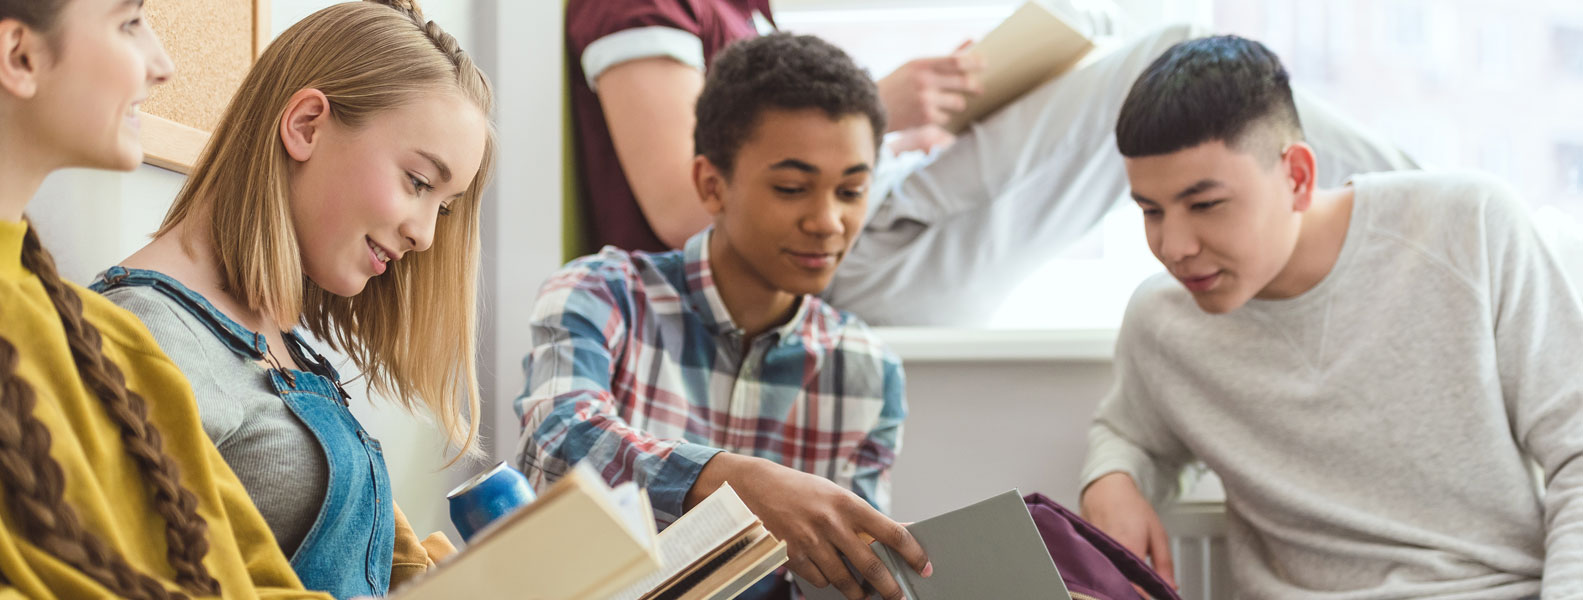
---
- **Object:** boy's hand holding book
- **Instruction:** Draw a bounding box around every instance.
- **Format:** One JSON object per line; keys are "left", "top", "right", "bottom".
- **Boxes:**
{"left": 687, "top": 453, "right": 933, "bottom": 600}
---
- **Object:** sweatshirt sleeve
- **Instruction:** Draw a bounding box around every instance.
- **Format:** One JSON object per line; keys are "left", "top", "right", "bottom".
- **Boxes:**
{"left": 1081, "top": 285, "right": 1197, "bottom": 506}
{"left": 1479, "top": 183, "right": 1583, "bottom": 599}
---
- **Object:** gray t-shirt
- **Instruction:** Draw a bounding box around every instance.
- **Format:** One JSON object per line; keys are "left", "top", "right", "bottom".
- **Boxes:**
{"left": 1083, "top": 171, "right": 1583, "bottom": 599}
{"left": 103, "top": 285, "right": 328, "bottom": 557}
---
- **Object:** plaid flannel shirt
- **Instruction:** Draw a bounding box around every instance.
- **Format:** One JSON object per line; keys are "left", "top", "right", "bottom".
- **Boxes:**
{"left": 514, "top": 230, "right": 906, "bottom": 524}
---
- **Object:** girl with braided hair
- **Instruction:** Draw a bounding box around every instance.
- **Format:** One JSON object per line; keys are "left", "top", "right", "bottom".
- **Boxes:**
{"left": 92, "top": 1, "right": 494, "bottom": 597}
{"left": 0, "top": 0, "right": 333, "bottom": 598}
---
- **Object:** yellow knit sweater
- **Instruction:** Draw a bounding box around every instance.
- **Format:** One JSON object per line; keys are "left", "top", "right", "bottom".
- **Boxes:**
{"left": 0, "top": 220, "right": 328, "bottom": 600}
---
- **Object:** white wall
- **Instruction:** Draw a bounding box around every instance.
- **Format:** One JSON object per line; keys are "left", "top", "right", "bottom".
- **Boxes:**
{"left": 29, "top": 166, "right": 184, "bottom": 283}
{"left": 888, "top": 360, "right": 1114, "bottom": 520}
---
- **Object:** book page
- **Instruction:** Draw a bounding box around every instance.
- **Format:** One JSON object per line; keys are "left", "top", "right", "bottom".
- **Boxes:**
{"left": 610, "top": 484, "right": 758, "bottom": 600}
{"left": 690, "top": 533, "right": 788, "bottom": 600}
{"left": 611, "top": 481, "right": 656, "bottom": 541}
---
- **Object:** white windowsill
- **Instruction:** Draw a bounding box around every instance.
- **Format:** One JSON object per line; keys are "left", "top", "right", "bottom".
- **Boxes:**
{"left": 871, "top": 327, "right": 1117, "bottom": 363}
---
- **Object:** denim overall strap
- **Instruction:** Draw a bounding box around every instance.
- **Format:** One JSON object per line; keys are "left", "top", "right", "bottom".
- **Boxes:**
{"left": 90, "top": 267, "right": 269, "bottom": 360}
{"left": 269, "top": 363, "right": 395, "bottom": 599}
{"left": 91, "top": 267, "right": 396, "bottom": 598}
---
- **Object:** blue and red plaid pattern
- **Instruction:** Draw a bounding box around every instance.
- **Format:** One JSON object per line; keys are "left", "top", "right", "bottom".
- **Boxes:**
{"left": 514, "top": 230, "right": 906, "bottom": 524}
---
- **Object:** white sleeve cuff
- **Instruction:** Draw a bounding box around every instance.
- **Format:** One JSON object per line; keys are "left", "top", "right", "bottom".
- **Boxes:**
{"left": 582, "top": 26, "right": 706, "bottom": 91}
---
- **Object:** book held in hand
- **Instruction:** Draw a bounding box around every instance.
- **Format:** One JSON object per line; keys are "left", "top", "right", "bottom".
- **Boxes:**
{"left": 394, "top": 468, "right": 786, "bottom": 600}
{"left": 393, "top": 463, "right": 661, "bottom": 600}
{"left": 794, "top": 490, "right": 1073, "bottom": 600}
{"left": 944, "top": 1, "right": 1096, "bottom": 133}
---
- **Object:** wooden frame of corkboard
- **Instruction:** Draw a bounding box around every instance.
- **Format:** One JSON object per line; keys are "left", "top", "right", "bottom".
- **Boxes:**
{"left": 139, "top": 0, "right": 271, "bottom": 174}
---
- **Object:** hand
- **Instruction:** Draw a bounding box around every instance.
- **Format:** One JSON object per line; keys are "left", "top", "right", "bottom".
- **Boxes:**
{"left": 420, "top": 531, "right": 457, "bottom": 563}
{"left": 1080, "top": 472, "right": 1177, "bottom": 589}
{"left": 688, "top": 454, "right": 932, "bottom": 600}
{"left": 876, "top": 42, "right": 986, "bottom": 134}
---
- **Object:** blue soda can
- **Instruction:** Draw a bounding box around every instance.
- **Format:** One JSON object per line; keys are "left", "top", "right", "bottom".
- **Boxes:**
{"left": 447, "top": 461, "right": 537, "bottom": 542}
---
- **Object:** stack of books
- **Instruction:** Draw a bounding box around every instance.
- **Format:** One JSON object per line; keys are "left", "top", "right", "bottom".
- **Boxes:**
{"left": 611, "top": 483, "right": 787, "bottom": 600}
{"left": 394, "top": 465, "right": 786, "bottom": 600}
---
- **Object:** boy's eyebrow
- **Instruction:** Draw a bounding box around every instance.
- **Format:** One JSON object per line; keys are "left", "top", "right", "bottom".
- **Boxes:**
{"left": 1174, "top": 178, "right": 1223, "bottom": 200}
{"left": 1131, "top": 178, "right": 1225, "bottom": 205}
{"left": 416, "top": 150, "right": 453, "bottom": 183}
{"left": 1131, "top": 193, "right": 1159, "bottom": 206}
{"left": 769, "top": 158, "right": 818, "bottom": 174}
{"left": 768, "top": 160, "right": 872, "bottom": 176}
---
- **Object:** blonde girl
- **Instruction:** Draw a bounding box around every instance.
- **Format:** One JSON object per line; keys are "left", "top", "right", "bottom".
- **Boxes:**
{"left": 0, "top": 0, "right": 330, "bottom": 598}
{"left": 91, "top": 1, "right": 493, "bottom": 597}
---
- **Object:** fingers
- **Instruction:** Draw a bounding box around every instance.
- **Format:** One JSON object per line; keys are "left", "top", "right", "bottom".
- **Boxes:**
{"left": 807, "top": 540, "right": 867, "bottom": 600}
{"left": 931, "top": 89, "right": 968, "bottom": 114}
{"left": 861, "top": 512, "right": 931, "bottom": 578}
{"left": 1147, "top": 518, "right": 1178, "bottom": 589}
{"left": 833, "top": 528, "right": 904, "bottom": 600}
{"left": 786, "top": 550, "right": 829, "bottom": 589}
{"left": 928, "top": 71, "right": 983, "bottom": 96}
{"left": 931, "top": 51, "right": 986, "bottom": 75}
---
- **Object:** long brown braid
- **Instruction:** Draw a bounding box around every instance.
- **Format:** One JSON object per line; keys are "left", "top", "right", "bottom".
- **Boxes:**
{"left": 0, "top": 225, "right": 219, "bottom": 599}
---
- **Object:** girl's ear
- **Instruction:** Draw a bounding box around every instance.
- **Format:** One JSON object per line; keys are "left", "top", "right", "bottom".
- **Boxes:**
{"left": 280, "top": 88, "right": 331, "bottom": 162}
{"left": 0, "top": 19, "right": 45, "bottom": 100}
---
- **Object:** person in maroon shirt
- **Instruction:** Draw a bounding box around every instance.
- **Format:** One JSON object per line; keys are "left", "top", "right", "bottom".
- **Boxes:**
{"left": 569, "top": 0, "right": 761, "bottom": 252}
{"left": 567, "top": 0, "right": 984, "bottom": 253}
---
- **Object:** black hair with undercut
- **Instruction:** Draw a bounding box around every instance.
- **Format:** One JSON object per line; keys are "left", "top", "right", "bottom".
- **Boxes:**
{"left": 694, "top": 32, "right": 886, "bottom": 176}
{"left": 1116, "top": 35, "right": 1303, "bottom": 161}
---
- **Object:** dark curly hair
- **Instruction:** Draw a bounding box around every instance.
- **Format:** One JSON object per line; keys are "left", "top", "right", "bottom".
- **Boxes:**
{"left": 1116, "top": 35, "right": 1302, "bottom": 162}
{"left": 694, "top": 32, "right": 886, "bottom": 176}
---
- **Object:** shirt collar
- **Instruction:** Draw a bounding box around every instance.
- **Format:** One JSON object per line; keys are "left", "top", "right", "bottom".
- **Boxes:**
{"left": 0, "top": 220, "right": 27, "bottom": 280}
{"left": 682, "top": 228, "right": 811, "bottom": 344}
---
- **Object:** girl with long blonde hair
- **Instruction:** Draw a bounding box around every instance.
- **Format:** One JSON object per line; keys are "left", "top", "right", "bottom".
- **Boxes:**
{"left": 0, "top": 0, "right": 330, "bottom": 598}
{"left": 91, "top": 1, "right": 494, "bottom": 597}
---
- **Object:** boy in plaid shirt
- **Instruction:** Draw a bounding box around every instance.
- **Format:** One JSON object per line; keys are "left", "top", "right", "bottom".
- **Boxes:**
{"left": 515, "top": 33, "right": 931, "bottom": 600}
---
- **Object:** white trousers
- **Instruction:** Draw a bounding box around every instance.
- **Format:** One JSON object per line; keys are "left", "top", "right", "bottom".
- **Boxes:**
{"left": 824, "top": 24, "right": 1417, "bottom": 326}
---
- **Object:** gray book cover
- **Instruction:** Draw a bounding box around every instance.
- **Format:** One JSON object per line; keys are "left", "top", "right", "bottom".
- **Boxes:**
{"left": 794, "top": 490, "right": 1072, "bottom": 599}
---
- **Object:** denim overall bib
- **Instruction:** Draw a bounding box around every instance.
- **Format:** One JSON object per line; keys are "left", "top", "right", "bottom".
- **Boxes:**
{"left": 92, "top": 267, "right": 395, "bottom": 599}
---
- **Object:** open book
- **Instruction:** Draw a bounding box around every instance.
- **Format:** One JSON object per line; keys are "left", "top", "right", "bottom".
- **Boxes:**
{"left": 944, "top": 1, "right": 1096, "bottom": 133}
{"left": 794, "top": 490, "right": 1072, "bottom": 600}
{"left": 393, "top": 464, "right": 660, "bottom": 600}
{"left": 611, "top": 483, "right": 788, "bottom": 600}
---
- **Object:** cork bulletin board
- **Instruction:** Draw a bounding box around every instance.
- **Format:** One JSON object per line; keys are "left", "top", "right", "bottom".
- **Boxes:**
{"left": 139, "top": 0, "right": 271, "bottom": 173}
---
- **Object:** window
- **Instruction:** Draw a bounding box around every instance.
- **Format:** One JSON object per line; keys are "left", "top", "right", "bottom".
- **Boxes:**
{"left": 1557, "top": 26, "right": 1583, "bottom": 80}
{"left": 1560, "top": 143, "right": 1583, "bottom": 196}
{"left": 778, "top": 0, "right": 1583, "bottom": 329}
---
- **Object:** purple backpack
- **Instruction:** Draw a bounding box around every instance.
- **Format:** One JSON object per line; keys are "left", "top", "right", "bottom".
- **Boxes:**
{"left": 1024, "top": 493, "right": 1181, "bottom": 600}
